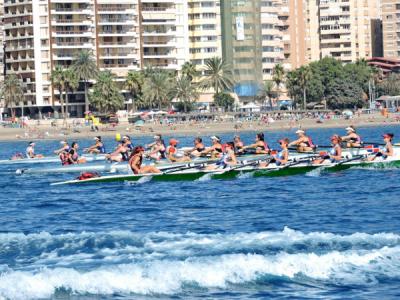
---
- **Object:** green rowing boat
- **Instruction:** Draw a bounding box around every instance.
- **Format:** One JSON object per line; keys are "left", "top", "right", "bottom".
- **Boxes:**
{"left": 51, "top": 157, "right": 400, "bottom": 186}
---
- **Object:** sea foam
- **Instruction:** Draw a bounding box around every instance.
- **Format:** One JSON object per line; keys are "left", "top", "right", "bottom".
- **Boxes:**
{"left": 0, "top": 228, "right": 399, "bottom": 299}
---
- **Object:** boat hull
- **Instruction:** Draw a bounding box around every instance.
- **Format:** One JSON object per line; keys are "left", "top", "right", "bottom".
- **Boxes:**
{"left": 51, "top": 159, "right": 400, "bottom": 185}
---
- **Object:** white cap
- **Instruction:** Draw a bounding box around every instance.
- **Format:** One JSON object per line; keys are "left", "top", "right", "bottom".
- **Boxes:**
{"left": 60, "top": 141, "right": 67, "bottom": 145}
{"left": 153, "top": 135, "right": 161, "bottom": 140}
{"left": 295, "top": 129, "right": 305, "bottom": 134}
{"left": 345, "top": 127, "right": 355, "bottom": 132}
{"left": 210, "top": 136, "right": 220, "bottom": 141}
{"left": 29, "top": 142, "right": 35, "bottom": 146}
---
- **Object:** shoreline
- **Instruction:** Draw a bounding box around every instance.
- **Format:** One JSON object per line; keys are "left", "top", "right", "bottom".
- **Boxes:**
{"left": 0, "top": 114, "right": 399, "bottom": 142}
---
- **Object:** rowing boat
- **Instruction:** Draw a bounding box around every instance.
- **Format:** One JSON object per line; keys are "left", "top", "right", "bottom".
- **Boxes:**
{"left": 16, "top": 146, "right": 379, "bottom": 175}
{"left": 50, "top": 154, "right": 400, "bottom": 186}
{"left": 0, "top": 153, "right": 107, "bottom": 165}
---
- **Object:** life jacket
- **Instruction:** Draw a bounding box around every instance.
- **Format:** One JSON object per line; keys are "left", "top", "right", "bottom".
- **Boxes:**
{"left": 60, "top": 151, "right": 72, "bottom": 165}
{"left": 77, "top": 172, "right": 100, "bottom": 180}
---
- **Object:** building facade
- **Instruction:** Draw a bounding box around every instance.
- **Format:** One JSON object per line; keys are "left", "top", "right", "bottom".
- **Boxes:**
{"left": 306, "top": 0, "right": 379, "bottom": 63}
{"left": 188, "top": 0, "right": 222, "bottom": 70}
{"left": 382, "top": 0, "right": 400, "bottom": 58}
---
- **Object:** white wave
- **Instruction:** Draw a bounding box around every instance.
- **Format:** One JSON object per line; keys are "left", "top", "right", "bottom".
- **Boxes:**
{"left": 195, "top": 173, "right": 212, "bottom": 182}
{"left": 236, "top": 171, "right": 254, "bottom": 179}
{"left": 1, "top": 245, "right": 400, "bottom": 299}
{"left": 305, "top": 166, "right": 326, "bottom": 177}
{"left": 124, "top": 175, "right": 153, "bottom": 185}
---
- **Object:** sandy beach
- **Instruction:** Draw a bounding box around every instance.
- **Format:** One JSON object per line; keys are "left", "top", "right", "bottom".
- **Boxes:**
{"left": 0, "top": 113, "right": 399, "bottom": 142}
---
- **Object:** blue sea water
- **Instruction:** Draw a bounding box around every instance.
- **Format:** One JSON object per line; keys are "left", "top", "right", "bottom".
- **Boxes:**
{"left": 0, "top": 125, "right": 400, "bottom": 299}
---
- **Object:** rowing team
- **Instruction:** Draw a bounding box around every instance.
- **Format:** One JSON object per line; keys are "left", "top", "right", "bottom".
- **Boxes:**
{"left": 128, "top": 130, "right": 396, "bottom": 175}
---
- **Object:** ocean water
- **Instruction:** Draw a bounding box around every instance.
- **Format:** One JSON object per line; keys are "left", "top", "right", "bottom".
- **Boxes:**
{"left": 0, "top": 125, "right": 400, "bottom": 300}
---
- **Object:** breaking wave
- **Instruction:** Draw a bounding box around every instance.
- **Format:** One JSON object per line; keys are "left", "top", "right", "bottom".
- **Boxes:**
{"left": 1, "top": 227, "right": 400, "bottom": 299}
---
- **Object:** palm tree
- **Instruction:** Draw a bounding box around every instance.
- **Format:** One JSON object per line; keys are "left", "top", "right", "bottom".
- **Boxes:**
{"left": 297, "top": 65, "right": 311, "bottom": 109}
{"left": 64, "top": 68, "right": 79, "bottom": 118}
{"left": 50, "top": 65, "right": 67, "bottom": 121}
{"left": 260, "top": 80, "right": 274, "bottom": 109}
{"left": 1, "top": 74, "right": 24, "bottom": 118}
{"left": 181, "top": 61, "right": 198, "bottom": 81}
{"left": 171, "top": 75, "right": 199, "bottom": 112}
{"left": 200, "top": 56, "right": 234, "bottom": 94}
{"left": 90, "top": 70, "right": 124, "bottom": 113}
{"left": 125, "top": 70, "right": 144, "bottom": 112}
{"left": 142, "top": 69, "right": 174, "bottom": 110}
{"left": 272, "top": 63, "right": 285, "bottom": 101}
{"left": 72, "top": 50, "right": 98, "bottom": 113}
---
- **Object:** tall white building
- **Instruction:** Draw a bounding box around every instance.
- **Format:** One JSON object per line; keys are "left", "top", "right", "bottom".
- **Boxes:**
{"left": 141, "top": 0, "right": 189, "bottom": 70}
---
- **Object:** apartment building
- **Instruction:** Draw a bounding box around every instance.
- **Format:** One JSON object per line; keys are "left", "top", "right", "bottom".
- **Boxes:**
{"left": 188, "top": 0, "right": 222, "bottom": 70}
{"left": 0, "top": 0, "right": 4, "bottom": 82}
{"left": 382, "top": 0, "right": 400, "bottom": 58}
{"left": 141, "top": 0, "right": 188, "bottom": 70}
{"left": 221, "top": 0, "right": 263, "bottom": 100}
{"left": 260, "top": 0, "right": 284, "bottom": 81}
{"left": 306, "top": 0, "right": 379, "bottom": 63}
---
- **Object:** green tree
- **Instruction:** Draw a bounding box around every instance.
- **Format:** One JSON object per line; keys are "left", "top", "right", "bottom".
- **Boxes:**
{"left": 181, "top": 61, "right": 198, "bottom": 81}
{"left": 272, "top": 63, "right": 285, "bottom": 100}
{"left": 200, "top": 57, "right": 234, "bottom": 94}
{"left": 64, "top": 68, "right": 79, "bottom": 118}
{"left": 50, "top": 65, "right": 67, "bottom": 121}
{"left": 258, "top": 80, "right": 275, "bottom": 109}
{"left": 125, "top": 70, "right": 144, "bottom": 111}
{"left": 378, "top": 73, "right": 400, "bottom": 96}
{"left": 171, "top": 75, "right": 199, "bottom": 113}
{"left": 72, "top": 50, "right": 98, "bottom": 112}
{"left": 297, "top": 65, "right": 312, "bottom": 109}
{"left": 214, "top": 92, "right": 234, "bottom": 111}
{"left": 90, "top": 70, "right": 124, "bottom": 113}
{"left": 0, "top": 74, "right": 25, "bottom": 118}
{"left": 142, "top": 69, "right": 174, "bottom": 109}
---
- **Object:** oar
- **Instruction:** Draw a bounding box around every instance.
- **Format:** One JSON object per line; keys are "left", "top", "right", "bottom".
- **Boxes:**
{"left": 335, "top": 154, "right": 365, "bottom": 166}
{"left": 163, "top": 159, "right": 218, "bottom": 174}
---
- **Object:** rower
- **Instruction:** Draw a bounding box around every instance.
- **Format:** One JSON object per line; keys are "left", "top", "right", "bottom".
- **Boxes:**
{"left": 341, "top": 126, "right": 362, "bottom": 148}
{"left": 368, "top": 133, "right": 394, "bottom": 161}
{"left": 167, "top": 139, "right": 190, "bottom": 162}
{"left": 185, "top": 137, "right": 205, "bottom": 157}
{"left": 68, "top": 142, "right": 86, "bottom": 164}
{"left": 233, "top": 135, "right": 244, "bottom": 153}
{"left": 205, "top": 142, "right": 237, "bottom": 170}
{"left": 288, "top": 129, "right": 315, "bottom": 152}
{"left": 106, "top": 140, "right": 129, "bottom": 162}
{"left": 201, "top": 136, "right": 223, "bottom": 159}
{"left": 84, "top": 136, "right": 106, "bottom": 154}
{"left": 261, "top": 138, "right": 290, "bottom": 167}
{"left": 122, "top": 135, "right": 134, "bottom": 152}
{"left": 26, "top": 142, "right": 43, "bottom": 159}
{"left": 129, "top": 146, "right": 161, "bottom": 174}
{"left": 240, "top": 133, "right": 269, "bottom": 154}
{"left": 54, "top": 140, "right": 70, "bottom": 155}
{"left": 146, "top": 135, "right": 166, "bottom": 161}
{"left": 313, "top": 135, "right": 342, "bottom": 164}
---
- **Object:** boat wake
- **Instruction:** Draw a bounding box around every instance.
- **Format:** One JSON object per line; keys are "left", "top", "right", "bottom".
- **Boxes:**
{"left": 195, "top": 173, "right": 213, "bottom": 182}
{"left": 305, "top": 166, "right": 326, "bottom": 177}
{"left": 1, "top": 227, "right": 399, "bottom": 299}
{"left": 124, "top": 175, "right": 153, "bottom": 185}
{"left": 236, "top": 170, "right": 254, "bottom": 179}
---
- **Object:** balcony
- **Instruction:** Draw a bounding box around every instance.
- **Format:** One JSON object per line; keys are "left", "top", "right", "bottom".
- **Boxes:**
{"left": 143, "top": 51, "right": 176, "bottom": 58}
{"left": 143, "top": 40, "right": 176, "bottom": 47}
{"left": 142, "top": 30, "right": 176, "bottom": 36}
{"left": 98, "top": 31, "right": 137, "bottom": 37}
{"left": 98, "top": 41, "right": 138, "bottom": 48}
{"left": 4, "top": 21, "right": 33, "bottom": 29}
{"left": 52, "top": 42, "right": 93, "bottom": 48}
{"left": 52, "top": 18, "right": 92, "bottom": 25}
{"left": 98, "top": 17, "right": 137, "bottom": 25}
{"left": 4, "top": 0, "right": 32, "bottom": 7}
{"left": 53, "top": 30, "right": 93, "bottom": 37}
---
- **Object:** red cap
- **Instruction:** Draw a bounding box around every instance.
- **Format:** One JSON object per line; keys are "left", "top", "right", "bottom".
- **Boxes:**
{"left": 169, "top": 139, "right": 179, "bottom": 146}
{"left": 383, "top": 133, "right": 393, "bottom": 139}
